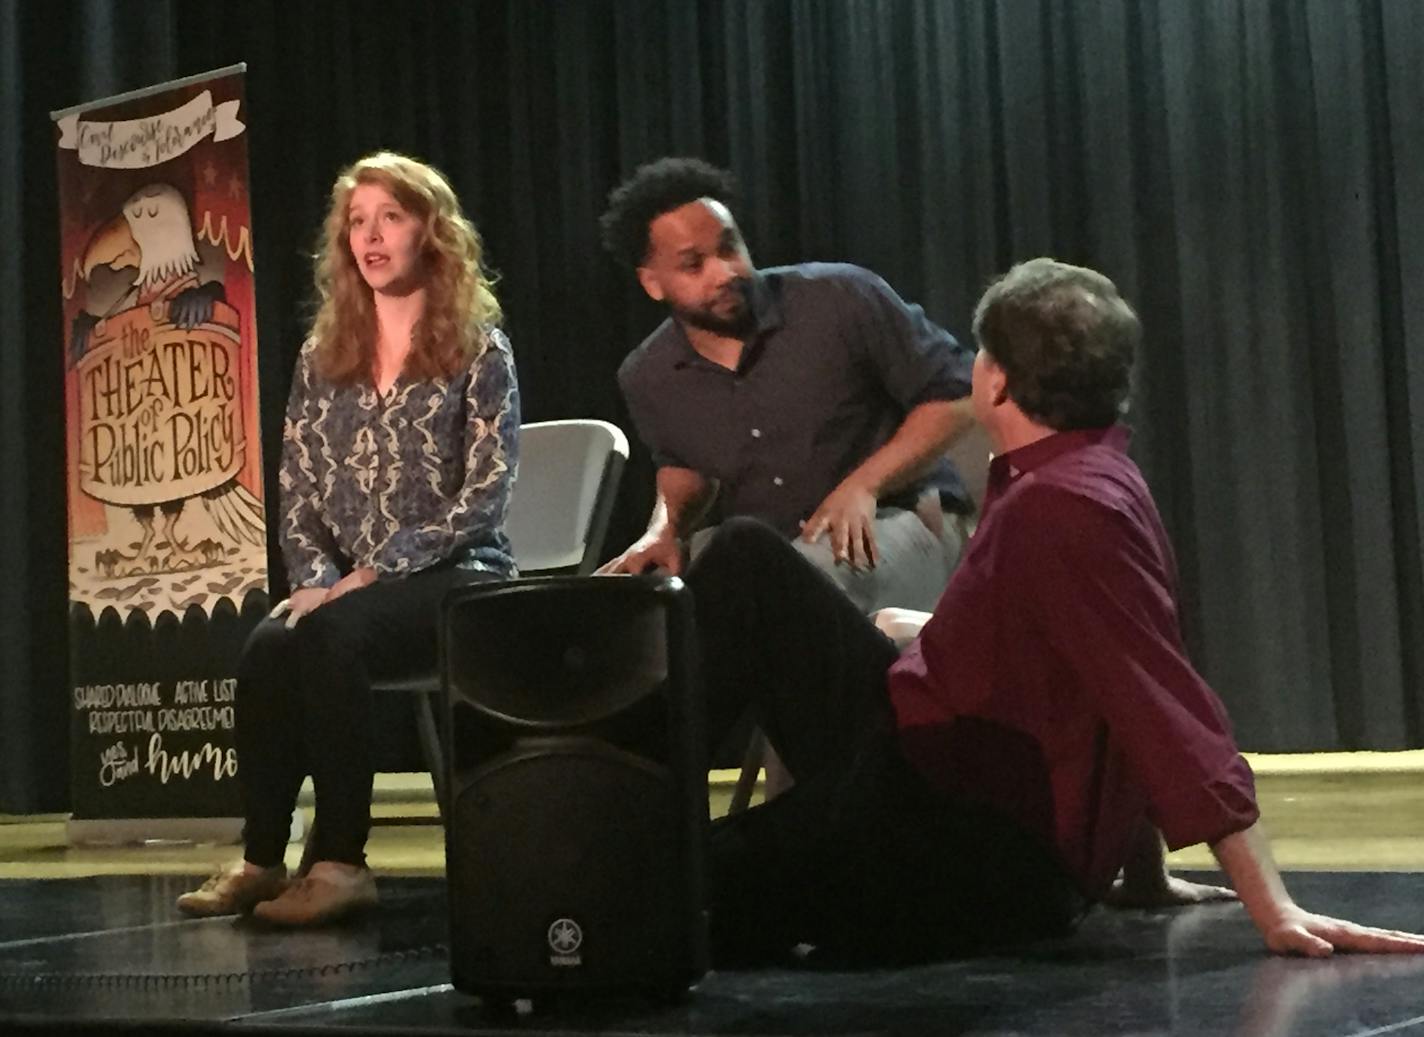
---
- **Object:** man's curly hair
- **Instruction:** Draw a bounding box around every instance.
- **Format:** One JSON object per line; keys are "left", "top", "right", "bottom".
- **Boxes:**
{"left": 973, "top": 258, "right": 1139, "bottom": 430}
{"left": 599, "top": 157, "right": 739, "bottom": 271}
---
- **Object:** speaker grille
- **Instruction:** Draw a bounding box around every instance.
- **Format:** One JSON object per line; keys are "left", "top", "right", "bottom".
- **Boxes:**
{"left": 448, "top": 743, "right": 691, "bottom": 990}
{"left": 442, "top": 576, "right": 707, "bottom": 996}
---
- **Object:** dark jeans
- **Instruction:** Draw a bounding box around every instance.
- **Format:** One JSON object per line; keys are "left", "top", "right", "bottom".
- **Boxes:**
{"left": 687, "top": 518, "right": 1083, "bottom": 965}
{"left": 236, "top": 564, "right": 496, "bottom": 868}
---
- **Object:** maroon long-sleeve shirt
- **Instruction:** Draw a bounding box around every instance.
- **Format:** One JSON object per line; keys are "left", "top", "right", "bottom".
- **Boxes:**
{"left": 887, "top": 425, "right": 1259, "bottom": 896}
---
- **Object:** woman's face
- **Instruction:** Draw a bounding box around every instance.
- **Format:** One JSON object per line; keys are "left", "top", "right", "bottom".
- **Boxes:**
{"left": 347, "top": 182, "right": 425, "bottom": 295}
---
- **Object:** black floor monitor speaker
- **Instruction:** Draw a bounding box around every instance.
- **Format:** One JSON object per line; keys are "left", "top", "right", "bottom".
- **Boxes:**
{"left": 440, "top": 574, "right": 708, "bottom": 1001}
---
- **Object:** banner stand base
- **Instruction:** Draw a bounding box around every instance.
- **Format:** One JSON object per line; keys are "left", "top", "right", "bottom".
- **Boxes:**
{"left": 65, "top": 810, "right": 306, "bottom": 848}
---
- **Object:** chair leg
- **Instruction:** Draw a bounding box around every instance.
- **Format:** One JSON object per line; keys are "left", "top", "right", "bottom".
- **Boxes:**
{"left": 297, "top": 817, "right": 318, "bottom": 878}
{"left": 728, "top": 728, "right": 767, "bottom": 815}
{"left": 414, "top": 691, "right": 448, "bottom": 821}
{"left": 761, "top": 741, "right": 794, "bottom": 800}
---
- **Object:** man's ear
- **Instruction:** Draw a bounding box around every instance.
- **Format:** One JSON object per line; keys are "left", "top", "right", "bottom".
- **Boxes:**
{"left": 985, "top": 358, "right": 1019, "bottom": 410}
{"left": 636, "top": 265, "right": 664, "bottom": 303}
{"left": 987, "top": 360, "right": 1010, "bottom": 408}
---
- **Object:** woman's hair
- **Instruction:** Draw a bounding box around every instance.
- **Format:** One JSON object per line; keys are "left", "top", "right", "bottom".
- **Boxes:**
{"left": 309, "top": 151, "right": 501, "bottom": 383}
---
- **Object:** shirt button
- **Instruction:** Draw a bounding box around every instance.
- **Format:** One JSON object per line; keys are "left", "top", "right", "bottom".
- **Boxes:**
{"left": 772, "top": 476, "right": 784, "bottom": 487}
{"left": 750, "top": 428, "right": 762, "bottom": 438}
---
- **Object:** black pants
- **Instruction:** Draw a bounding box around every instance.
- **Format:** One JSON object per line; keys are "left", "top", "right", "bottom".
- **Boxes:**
{"left": 235, "top": 564, "right": 496, "bottom": 868}
{"left": 687, "top": 518, "right": 1084, "bottom": 964}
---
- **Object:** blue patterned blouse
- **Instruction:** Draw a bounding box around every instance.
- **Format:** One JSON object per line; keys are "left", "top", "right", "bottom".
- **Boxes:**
{"left": 277, "top": 328, "right": 520, "bottom": 589}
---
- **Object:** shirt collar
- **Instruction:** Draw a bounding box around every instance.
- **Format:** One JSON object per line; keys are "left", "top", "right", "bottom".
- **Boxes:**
{"left": 744, "top": 271, "right": 783, "bottom": 334}
{"left": 669, "top": 271, "right": 782, "bottom": 370}
{"left": 986, "top": 424, "right": 1131, "bottom": 495}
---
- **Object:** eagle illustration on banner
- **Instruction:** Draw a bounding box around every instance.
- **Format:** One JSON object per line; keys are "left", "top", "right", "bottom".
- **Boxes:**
{"left": 59, "top": 81, "right": 267, "bottom": 617}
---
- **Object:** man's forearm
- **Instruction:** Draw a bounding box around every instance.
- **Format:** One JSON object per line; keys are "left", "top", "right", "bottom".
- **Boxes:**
{"left": 1210, "top": 822, "right": 1295, "bottom": 934}
{"left": 646, "top": 467, "right": 717, "bottom": 540}
{"left": 844, "top": 398, "right": 974, "bottom": 498}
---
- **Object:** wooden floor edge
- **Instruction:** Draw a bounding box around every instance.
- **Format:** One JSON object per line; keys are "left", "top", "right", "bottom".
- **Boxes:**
{"left": 4, "top": 751, "right": 1421, "bottom": 826}
{"left": 712, "top": 749, "right": 1424, "bottom": 786}
{"left": 1239, "top": 749, "right": 1424, "bottom": 775}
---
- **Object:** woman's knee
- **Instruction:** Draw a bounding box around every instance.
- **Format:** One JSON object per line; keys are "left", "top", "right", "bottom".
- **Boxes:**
{"left": 288, "top": 603, "right": 362, "bottom": 664}
{"left": 238, "top": 618, "right": 296, "bottom": 685}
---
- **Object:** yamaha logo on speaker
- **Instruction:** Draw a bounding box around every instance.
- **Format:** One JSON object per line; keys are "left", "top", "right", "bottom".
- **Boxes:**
{"left": 547, "top": 917, "right": 583, "bottom": 967}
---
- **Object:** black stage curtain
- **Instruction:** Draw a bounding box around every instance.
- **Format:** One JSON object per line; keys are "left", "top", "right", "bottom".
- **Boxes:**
{"left": 4, "top": 0, "right": 1423, "bottom": 809}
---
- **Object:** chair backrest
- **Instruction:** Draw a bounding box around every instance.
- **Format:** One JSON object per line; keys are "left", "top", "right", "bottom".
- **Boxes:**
{"left": 506, "top": 419, "right": 629, "bottom": 575}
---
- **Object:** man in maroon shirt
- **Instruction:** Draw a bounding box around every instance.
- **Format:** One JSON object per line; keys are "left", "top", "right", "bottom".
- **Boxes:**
{"left": 687, "top": 258, "right": 1424, "bottom": 965}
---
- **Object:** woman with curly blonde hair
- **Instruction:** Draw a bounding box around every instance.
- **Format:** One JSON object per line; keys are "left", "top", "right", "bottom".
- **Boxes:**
{"left": 178, "top": 152, "right": 519, "bottom": 927}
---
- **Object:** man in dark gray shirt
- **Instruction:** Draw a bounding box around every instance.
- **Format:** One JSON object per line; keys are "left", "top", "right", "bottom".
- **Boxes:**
{"left": 597, "top": 158, "right": 978, "bottom": 614}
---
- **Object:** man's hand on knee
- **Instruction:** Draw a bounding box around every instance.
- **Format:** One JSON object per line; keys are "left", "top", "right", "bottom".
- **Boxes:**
{"left": 801, "top": 478, "right": 879, "bottom": 569}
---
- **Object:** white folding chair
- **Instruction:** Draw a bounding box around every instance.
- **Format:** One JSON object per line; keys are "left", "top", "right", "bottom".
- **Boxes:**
{"left": 505, "top": 419, "right": 629, "bottom": 576}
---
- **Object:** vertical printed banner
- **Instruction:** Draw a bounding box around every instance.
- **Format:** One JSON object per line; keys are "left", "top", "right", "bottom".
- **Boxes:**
{"left": 53, "top": 67, "right": 267, "bottom": 827}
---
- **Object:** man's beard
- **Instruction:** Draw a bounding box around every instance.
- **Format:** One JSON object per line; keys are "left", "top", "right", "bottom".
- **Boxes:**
{"left": 679, "top": 280, "right": 754, "bottom": 337}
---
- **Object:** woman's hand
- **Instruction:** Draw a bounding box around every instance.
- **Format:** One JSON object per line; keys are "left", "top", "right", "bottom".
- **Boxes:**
{"left": 277, "top": 586, "right": 329, "bottom": 628}
{"left": 325, "top": 568, "right": 377, "bottom": 603}
{"left": 271, "top": 571, "right": 376, "bottom": 630}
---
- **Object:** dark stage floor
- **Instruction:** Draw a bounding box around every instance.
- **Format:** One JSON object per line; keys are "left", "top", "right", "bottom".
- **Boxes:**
{"left": 0, "top": 872, "right": 1421, "bottom": 1035}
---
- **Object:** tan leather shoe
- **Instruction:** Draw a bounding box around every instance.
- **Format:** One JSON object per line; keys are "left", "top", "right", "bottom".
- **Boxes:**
{"left": 252, "top": 867, "right": 378, "bottom": 927}
{"left": 177, "top": 863, "right": 288, "bottom": 917}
